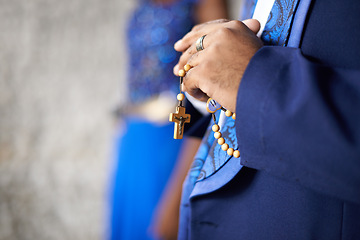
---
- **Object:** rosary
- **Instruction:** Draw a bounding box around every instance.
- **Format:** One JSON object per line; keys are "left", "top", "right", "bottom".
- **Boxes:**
{"left": 168, "top": 64, "right": 192, "bottom": 139}
{"left": 169, "top": 64, "right": 240, "bottom": 158}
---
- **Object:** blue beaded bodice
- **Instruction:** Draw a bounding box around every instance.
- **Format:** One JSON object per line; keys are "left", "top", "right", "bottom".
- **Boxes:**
{"left": 126, "top": 0, "right": 196, "bottom": 104}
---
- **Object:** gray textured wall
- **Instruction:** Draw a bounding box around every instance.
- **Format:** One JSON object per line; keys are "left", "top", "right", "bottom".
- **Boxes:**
{"left": 0, "top": 0, "right": 135, "bottom": 239}
{"left": 0, "top": 0, "right": 242, "bottom": 239}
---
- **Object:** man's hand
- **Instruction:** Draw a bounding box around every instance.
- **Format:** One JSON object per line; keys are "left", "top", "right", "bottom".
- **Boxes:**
{"left": 174, "top": 19, "right": 262, "bottom": 112}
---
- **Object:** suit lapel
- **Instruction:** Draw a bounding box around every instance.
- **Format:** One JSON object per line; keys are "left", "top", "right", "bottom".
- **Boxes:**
{"left": 189, "top": 0, "right": 313, "bottom": 198}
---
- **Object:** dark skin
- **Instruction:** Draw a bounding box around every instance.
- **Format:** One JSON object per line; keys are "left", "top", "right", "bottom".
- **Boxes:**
{"left": 174, "top": 19, "right": 263, "bottom": 112}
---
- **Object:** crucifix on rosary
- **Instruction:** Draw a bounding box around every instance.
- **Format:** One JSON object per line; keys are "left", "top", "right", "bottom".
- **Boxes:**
{"left": 169, "top": 64, "right": 192, "bottom": 139}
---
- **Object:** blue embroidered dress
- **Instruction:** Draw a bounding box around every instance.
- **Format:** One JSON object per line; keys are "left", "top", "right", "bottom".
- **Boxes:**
{"left": 109, "top": 1, "right": 197, "bottom": 239}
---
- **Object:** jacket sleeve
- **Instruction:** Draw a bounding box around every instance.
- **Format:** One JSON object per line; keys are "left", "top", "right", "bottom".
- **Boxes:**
{"left": 236, "top": 46, "right": 360, "bottom": 204}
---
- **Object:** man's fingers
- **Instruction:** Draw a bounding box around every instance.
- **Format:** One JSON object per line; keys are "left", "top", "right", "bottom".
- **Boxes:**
{"left": 173, "top": 64, "right": 180, "bottom": 75}
{"left": 174, "top": 19, "right": 229, "bottom": 52}
{"left": 175, "top": 18, "right": 259, "bottom": 52}
{"left": 183, "top": 70, "right": 209, "bottom": 102}
{"left": 183, "top": 68, "right": 209, "bottom": 102}
{"left": 174, "top": 24, "right": 205, "bottom": 52}
{"left": 181, "top": 52, "right": 210, "bottom": 101}
{"left": 174, "top": 40, "right": 205, "bottom": 75}
{"left": 174, "top": 32, "right": 196, "bottom": 52}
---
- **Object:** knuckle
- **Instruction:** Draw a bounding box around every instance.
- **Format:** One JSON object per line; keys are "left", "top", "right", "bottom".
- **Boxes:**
{"left": 216, "top": 27, "right": 233, "bottom": 37}
{"left": 187, "top": 66, "right": 196, "bottom": 77}
{"left": 209, "top": 43, "right": 221, "bottom": 53}
{"left": 218, "top": 18, "right": 230, "bottom": 23}
{"left": 202, "top": 61, "right": 214, "bottom": 73}
{"left": 186, "top": 46, "right": 193, "bottom": 55}
{"left": 192, "top": 24, "right": 201, "bottom": 32}
{"left": 179, "top": 53, "right": 187, "bottom": 65}
{"left": 229, "top": 20, "right": 244, "bottom": 28}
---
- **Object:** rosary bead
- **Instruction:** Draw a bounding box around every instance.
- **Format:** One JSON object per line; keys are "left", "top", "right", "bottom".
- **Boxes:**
{"left": 177, "top": 93, "right": 185, "bottom": 101}
{"left": 206, "top": 100, "right": 239, "bottom": 157}
{"left": 184, "top": 64, "right": 192, "bottom": 72}
{"left": 227, "top": 148, "right": 234, "bottom": 156}
{"left": 212, "top": 124, "right": 220, "bottom": 132}
{"left": 218, "top": 137, "right": 225, "bottom": 145}
{"left": 233, "top": 150, "right": 240, "bottom": 158}
{"left": 178, "top": 69, "right": 186, "bottom": 77}
{"left": 221, "top": 143, "right": 229, "bottom": 151}
{"left": 214, "top": 131, "right": 222, "bottom": 139}
{"left": 225, "top": 110, "right": 232, "bottom": 117}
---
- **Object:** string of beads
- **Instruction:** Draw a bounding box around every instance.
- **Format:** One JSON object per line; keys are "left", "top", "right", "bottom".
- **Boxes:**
{"left": 206, "top": 98, "right": 240, "bottom": 158}
{"left": 178, "top": 64, "right": 240, "bottom": 158}
{"left": 176, "top": 63, "right": 192, "bottom": 103}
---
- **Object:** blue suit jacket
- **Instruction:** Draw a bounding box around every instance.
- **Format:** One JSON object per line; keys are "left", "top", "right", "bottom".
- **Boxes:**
{"left": 187, "top": 0, "right": 360, "bottom": 239}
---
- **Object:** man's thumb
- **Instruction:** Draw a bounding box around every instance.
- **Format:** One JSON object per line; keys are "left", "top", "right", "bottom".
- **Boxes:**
{"left": 242, "top": 19, "right": 261, "bottom": 34}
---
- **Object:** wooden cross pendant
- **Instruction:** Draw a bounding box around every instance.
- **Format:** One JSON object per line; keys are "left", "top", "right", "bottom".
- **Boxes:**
{"left": 169, "top": 106, "right": 191, "bottom": 139}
